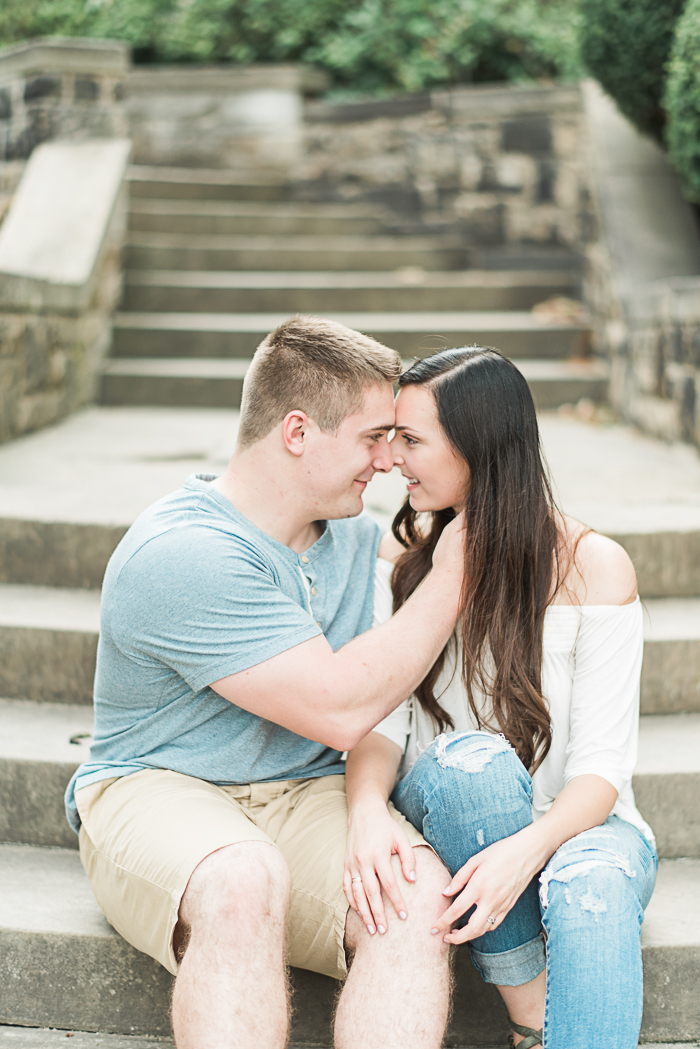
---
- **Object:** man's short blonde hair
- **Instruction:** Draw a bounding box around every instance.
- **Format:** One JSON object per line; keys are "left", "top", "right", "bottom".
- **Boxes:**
{"left": 237, "top": 315, "right": 402, "bottom": 448}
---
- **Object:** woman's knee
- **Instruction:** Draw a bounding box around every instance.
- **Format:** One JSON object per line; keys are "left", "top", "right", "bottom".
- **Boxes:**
{"left": 540, "top": 833, "right": 641, "bottom": 925}
{"left": 429, "top": 731, "right": 532, "bottom": 811}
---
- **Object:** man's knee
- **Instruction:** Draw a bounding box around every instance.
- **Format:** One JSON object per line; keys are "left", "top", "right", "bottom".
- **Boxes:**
{"left": 346, "top": 847, "right": 451, "bottom": 956}
{"left": 409, "top": 847, "right": 452, "bottom": 918}
{"left": 181, "top": 840, "right": 291, "bottom": 932}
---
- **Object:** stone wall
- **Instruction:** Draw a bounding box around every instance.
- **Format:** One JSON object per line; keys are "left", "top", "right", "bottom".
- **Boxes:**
{"left": 300, "top": 83, "right": 592, "bottom": 250}
{"left": 0, "top": 37, "right": 128, "bottom": 161}
{"left": 126, "top": 64, "right": 328, "bottom": 173}
{"left": 582, "top": 80, "right": 700, "bottom": 444}
{"left": 0, "top": 139, "right": 130, "bottom": 443}
{"left": 616, "top": 278, "right": 700, "bottom": 445}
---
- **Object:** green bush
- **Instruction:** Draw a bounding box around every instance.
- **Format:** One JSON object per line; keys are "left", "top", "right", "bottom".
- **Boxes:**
{"left": 579, "top": 0, "right": 686, "bottom": 143}
{"left": 161, "top": 0, "right": 583, "bottom": 94}
{"left": 0, "top": 0, "right": 583, "bottom": 94}
{"left": 665, "top": 0, "right": 700, "bottom": 202}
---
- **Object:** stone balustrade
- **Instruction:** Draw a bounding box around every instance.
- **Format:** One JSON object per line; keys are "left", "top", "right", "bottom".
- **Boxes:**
{"left": 0, "top": 37, "right": 128, "bottom": 160}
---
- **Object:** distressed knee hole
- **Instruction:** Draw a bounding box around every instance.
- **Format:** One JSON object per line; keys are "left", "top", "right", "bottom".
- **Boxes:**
{"left": 539, "top": 847, "right": 637, "bottom": 917}
{"left": 435, "top": 731, "right": 514, "bottom": 774}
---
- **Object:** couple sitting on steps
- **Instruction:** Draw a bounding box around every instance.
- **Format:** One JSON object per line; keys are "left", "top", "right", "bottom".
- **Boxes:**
{"left": 65, "top": 315, "right": 656, "bottom": 1049}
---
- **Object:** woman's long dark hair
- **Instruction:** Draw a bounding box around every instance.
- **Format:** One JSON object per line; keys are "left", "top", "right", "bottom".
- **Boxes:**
{"left": 392, "top": 346, "right": 564, "bottom": 773}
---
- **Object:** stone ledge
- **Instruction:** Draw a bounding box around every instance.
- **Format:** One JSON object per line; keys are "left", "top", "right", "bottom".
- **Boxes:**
{"left": 0, "top": 38, "right": 129, "bottom": 81}
{"left": 0, "top": 138, "right": 130, "bottom": 313}
{"left": 306, "top": 81, "right": 582, "bottom": 125}
{"left": 127, "top": 64, "right": 329, "bottom": 96}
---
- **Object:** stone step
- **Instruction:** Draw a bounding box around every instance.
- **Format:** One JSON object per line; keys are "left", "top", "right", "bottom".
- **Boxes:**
{"left": 0, "top": 1030, "right": 690, "bottom": 1049}
{"left": 0, "top": 699, "right": 93, "bottom": 849}
{"left": 635, "top": 714, "right": 700, "bottom": 858}
{"left": 128, "top": 199, "right": 386, "bottom": 237}
{"left": 0, "top": 698, "right": 693, "bottom": 854}
{"left": 111, "top": 310, "right": 588, "bottom": 362}
{"left": 127, "top": 165, "right": 291, "bottom": 202}
{"left": 99, "top": 355, "right": 606, "bottom": 412}
{"left": 125, "top": 232, "right": 469, "bottom": 272}
{"left": 2, "top": 580, "right": 695, "bottom": 711}
{"left": 120, "top": 268, "right": 580, "bottom": 315}
{"left": 1, "top": 407, "right": 700, "bottom": 597}
{"left": 0, "top": 585, "right": 100, "bottom": 705}
{"left": 0, "top": 843, "right": 696, "bottom": 1043}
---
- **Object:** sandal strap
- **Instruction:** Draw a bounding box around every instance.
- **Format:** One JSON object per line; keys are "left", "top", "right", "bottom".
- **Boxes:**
{"left": 509, "top": 1019, "right": 543, "bottom": 1049}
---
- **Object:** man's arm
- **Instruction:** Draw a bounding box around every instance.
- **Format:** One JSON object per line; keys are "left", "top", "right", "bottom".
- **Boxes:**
{"left": 212, "top": 516, "right": 463, "bottom": 752}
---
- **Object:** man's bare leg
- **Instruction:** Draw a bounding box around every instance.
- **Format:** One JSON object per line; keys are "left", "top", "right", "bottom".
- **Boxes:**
{"left": 335, "top": 847, "right": 453, "bottom": 1049}
{"left": 171, "top": 841, "right": 291, "bottom": 1049}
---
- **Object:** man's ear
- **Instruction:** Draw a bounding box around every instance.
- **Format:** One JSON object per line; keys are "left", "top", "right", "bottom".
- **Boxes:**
{"left": 281, "top": 410, "right": 311, "bottom": 457}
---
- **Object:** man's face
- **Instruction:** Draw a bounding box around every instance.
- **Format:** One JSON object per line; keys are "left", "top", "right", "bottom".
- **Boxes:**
{"left": 302, "top": 383, "right": 396, "bottom": 519}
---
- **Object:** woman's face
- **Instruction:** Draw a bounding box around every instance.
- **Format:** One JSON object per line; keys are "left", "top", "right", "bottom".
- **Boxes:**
{"left": 391, "top": 384, "right": 469, "bottom": 512}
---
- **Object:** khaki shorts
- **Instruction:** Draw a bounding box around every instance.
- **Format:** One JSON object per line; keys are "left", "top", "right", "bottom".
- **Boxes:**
{"left": 76, "top": 769, "right": 426, "bottom": 980}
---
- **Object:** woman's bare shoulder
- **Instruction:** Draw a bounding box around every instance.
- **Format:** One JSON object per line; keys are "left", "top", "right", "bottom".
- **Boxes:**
{"left": 378, "top": 530, "right": 406, "bottom": 564}
{"left": 556, "top": 516, "right": 638, "bottom": 606}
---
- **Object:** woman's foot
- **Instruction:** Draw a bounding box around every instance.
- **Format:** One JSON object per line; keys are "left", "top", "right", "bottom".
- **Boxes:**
{"left": 508, "top": 1022, "right": 543, "bottom": 1048}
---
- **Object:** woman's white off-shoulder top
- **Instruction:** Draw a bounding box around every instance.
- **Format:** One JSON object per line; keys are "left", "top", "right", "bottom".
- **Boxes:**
{"left": 372, "top": 558, "right": 654, "bottom": 842}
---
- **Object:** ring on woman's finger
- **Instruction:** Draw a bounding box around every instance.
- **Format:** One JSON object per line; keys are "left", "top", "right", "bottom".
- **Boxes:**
{"left": 352, "top": 876, "right": 363, "bottom": 884}
{"left": 486, "top": 915, "right": 497, "bottom": 925}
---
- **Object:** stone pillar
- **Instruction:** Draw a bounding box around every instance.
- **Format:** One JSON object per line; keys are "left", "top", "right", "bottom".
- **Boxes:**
{"left": 0, "top": 36, "right": 129, "bottom": 161}
{"left": 126, "top": 64, "right": 327, "bottom": 173}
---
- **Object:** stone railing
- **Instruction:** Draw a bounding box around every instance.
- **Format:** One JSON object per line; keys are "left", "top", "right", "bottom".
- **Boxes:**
{"left": 0, "top": 138, "right": 130, "bottom": 442}
{"left": 301, "top": 82, "right": 591, "bottom": 251}
{"left": 0, "top": 36, "right": 128, "bottom": 160}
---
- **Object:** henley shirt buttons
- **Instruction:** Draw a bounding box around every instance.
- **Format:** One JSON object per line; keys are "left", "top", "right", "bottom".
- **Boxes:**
{"left": 311, "top": 587, "right": 317, "bottom": 595}
{"left": 301, "top": 556, "right": 310, "bottom": 563}
{"left": 317, "top": 621, "right": 322, "bottom": 628}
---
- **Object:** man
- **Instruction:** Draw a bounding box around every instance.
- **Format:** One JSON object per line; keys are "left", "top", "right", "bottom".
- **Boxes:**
{"left": 66, "top": 316, "right": 464, "bottom": 1049}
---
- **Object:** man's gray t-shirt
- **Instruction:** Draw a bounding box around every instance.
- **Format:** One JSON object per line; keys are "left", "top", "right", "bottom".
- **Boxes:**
{"left": 65, "top": 474, "right": 381, "bottom": 833}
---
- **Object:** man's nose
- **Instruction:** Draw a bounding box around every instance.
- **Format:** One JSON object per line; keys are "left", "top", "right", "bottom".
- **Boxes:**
{"left": 372, "top": 435, "right": 395, "bottom": 473}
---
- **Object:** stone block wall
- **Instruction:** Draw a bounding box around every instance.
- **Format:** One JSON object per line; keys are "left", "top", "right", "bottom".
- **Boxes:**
{"left": 0, "top": 37, "right": 128, "bottom": 160}
{"left": 126, "top": 65, "right": 328, "bottom": 173}
{"left": 611, "top": 279, "right": 700, "bottom": 446}
{"left": 301, "top": 83, "right": 592, "bottom": 250}
{"left": 0, "top": 139, "right": 130, "bottom": 444}
{"left": 581, "top": 80, "right": 700, "bottom": 444}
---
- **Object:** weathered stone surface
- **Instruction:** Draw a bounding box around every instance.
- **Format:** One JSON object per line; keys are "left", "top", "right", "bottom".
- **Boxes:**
{"left": 0, "top": 39, "right": 128, "bottom": 161}
{"left": 0, "top": 519, "right": 127, "bottom": 590}
{"left": 0, "top": 846, "right": 696, "bottom": 1042}
{"left": 582, "top": 79, "right": 700, "bottom": 445}
{"left": 125, "top": 65, "right": 323, "bottom": 173}
{"left": 301, "top": 83, "right": 591, "bottom": 252}
{"left": 0, "top": 139, "right": 130, "bottom": 443}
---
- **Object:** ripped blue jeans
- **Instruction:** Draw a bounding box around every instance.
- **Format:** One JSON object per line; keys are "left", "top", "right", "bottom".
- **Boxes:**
{"left": 392, "top": 731, "right": 658, "bottom": 1049}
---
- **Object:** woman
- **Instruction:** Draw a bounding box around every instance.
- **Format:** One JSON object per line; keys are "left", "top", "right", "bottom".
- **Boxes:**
{"left": 343, "top": 347, "right": 657, "bottom": 1049}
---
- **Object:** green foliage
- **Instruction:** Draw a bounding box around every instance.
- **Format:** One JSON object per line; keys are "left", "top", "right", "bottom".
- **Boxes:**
{"left": 579, "top": 0, "right": 686, "bottom": 143}
{"left": 0, "top": 0, "right": 582, "bottom": 94}
{"left": 665, "top": 0, "right": 700, "bottom": 202}
{"left": 161, "top": 0, "right": 583, "bottom": 93}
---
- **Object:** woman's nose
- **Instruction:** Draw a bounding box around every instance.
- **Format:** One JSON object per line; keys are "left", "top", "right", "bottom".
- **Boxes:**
{"left": 390, "top": 437, "right": 404, "bottom": 466}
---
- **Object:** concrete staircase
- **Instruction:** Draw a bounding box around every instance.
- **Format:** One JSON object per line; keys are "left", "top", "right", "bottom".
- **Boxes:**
{"left": 2, "top": 403, "right": 700, "bottom": 1045}
{"left": 101, "top": 165, "right": 606, "bottom": 412}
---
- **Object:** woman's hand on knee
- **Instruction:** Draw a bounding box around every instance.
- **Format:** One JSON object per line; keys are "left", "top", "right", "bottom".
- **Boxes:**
{"left": 343, "top": 804, "right": 416, "bottom": 936}
{"left": 431, "top": 832, "right": 541, "bottom": 944}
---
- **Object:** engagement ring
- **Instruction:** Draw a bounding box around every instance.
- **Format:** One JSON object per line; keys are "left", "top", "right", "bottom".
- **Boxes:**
{"left": 487, "top": 915, "right": 496, "bottom": 924}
